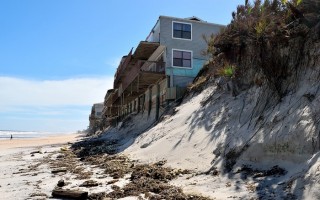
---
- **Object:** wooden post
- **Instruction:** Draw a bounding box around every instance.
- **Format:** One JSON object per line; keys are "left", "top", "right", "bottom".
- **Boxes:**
{"left": 122, "top": 93, "right": 125, "bottom": 118}
{"left": 137, "top": 96, "right": 141, "bottom": 113}
{"left": 120, "top": 92, "right": 123, "bottom": 118}
{"left": 156, "top": 83, "right": 160, "bottom": 120}
{"left": 137, "top": 74, "right": 139, "bottom": 92}
{"left": 148, "top": 88, "right": 152, "bottom": 117}
{"left": 130, "top": 102, "right": 132, "bottom": 113}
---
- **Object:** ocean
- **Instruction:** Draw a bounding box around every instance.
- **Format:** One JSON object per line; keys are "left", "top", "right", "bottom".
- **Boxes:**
{"left": 0, "top": 130, "right": 63, "bottom": 140}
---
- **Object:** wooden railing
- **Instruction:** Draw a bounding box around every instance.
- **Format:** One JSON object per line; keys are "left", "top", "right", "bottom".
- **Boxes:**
{"left": 112, "top": 60, "right": 165, "bottom": 105}
{"left": 121, "top": 60, "right": 165, "bottom": 92}
{"left": 114, "top": 49, "right": 133, "bottom": 87}
{"left": 140, "top": 60, "right": 165, "bottom": 73}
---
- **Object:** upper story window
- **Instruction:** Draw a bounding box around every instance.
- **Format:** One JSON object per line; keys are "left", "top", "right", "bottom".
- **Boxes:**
{"left": 96, "top": 112, "right": 102, "bottom": 116}
{"left": 172, "top": 22, "right": 192, "bottom": 40}
{"left": 172, "top": 49, "right": 192, "bottom": 68}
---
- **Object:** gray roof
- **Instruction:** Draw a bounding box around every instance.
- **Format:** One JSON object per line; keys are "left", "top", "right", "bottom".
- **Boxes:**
{"left": 159, "top": 15, "right": 226, "bottom": 27}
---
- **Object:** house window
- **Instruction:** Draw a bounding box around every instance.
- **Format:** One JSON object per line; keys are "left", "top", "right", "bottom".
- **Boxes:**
{"left": 173, "top": 22, "right": 191, "bottom": 40}
{"left": 172, "top": 50, "right": 192, "bottom": 68}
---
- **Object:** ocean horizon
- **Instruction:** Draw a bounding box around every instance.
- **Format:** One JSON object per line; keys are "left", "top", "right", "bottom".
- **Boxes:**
{"left": 0, "top": 130, "right": 74, "bottom": 140}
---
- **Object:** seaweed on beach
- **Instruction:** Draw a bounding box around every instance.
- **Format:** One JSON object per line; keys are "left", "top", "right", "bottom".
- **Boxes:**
{"left": 105, "top": 175, "right": 210, "bottom": 200}
{"left": 101, "top": 159, "right": 206, "bottom": 199}
{"left": 48, "top": 148, "right": 209, "bottom": 199}
{"left": 42, "top": 148, "right": 93, "bottom": 179}
{"left": 71, "top": 138, "right": 118, "bottom": 157}
{"left": 38, "top": 145, "right": 210, "bottom": 200}
{"left": 83, "top": 154, "right": 132, "bottom": 179}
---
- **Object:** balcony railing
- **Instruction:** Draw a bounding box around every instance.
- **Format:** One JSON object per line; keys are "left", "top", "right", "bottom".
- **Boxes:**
{"left": 114, "top": 50, "right": 133, "bottom": 87}
{"left": 111, "top": 60, "right": 165, "bottom": 105}
{"left": 121, "top": 60, "right": 165, "bottom": 92}
{"left": 140, "top": 60, "right": 165, "bottom": 73}
{"left": 89, "top": 114, "right": 95, "bottom": 121}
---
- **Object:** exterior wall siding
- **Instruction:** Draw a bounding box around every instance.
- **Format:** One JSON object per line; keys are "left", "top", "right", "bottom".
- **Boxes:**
{"left": 173, "top": 76, "right": 194, "bottom": 87}
{"left": 94, "top": 104, "right": 104, "bottom": 118}
{"left": 147, "top": 20, "right": 160, "bottom": 43}
{"left": 158, "top": 16, "right": 223, "bottom": 87}
{"left": 159, "top": 16, "right": 222, "bottom": 67}
{"left": 169, "top": 58, "right": 206, "bottom": 77}
{"left": 104, "top": 16, "right": 224, "bottom": 125}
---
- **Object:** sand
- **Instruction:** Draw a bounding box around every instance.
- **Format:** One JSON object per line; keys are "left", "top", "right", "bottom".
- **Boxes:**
{"left": 0, "top": 133, "right": 81, "bottom": 151}
{"left": 0, "top": 133, "right": 139, "bottom": 200}
{"left": 2, "top": 73, "right": 320, "bottom": 199}
{"left": 97, "top": 82, "right": 320, "bottom": 199}
{"left": 0, "top": 133, "right": 83, "bottom": 200}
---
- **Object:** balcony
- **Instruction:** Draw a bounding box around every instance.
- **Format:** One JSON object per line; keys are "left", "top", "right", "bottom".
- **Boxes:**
{"left": 89, "top": 114, "right": 95, "bottom": 121}
{"left": 111, "top": 60, "right": 165, "bottom": 105}
{"left": 104, "top": 89, "right": 114, "bottom": 107}
{"left": 102, "top": 104, "right": 118, "bottom": 118}
{"left": 111, "top": 41, "right": 166, "bottom": 106}
{"left": 123, "top": 60, "right": 165, "bottom": 91}
{"left": 113, "top": 41, "right": 161, "bottom": 89}
{"left": 114, "top": 50, "right": 133, "bottom": 88}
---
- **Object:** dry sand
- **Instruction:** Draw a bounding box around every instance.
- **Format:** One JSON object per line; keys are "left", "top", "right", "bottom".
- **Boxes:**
{"left": 98, "top": 83, "right": 320, "bottom": 199}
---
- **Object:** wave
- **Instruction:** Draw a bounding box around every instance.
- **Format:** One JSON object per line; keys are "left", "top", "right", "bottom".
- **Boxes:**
{"left": 0, "top": 130, "right": 67, "bottom": 139}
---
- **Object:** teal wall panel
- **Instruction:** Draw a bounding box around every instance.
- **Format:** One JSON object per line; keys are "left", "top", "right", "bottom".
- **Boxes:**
{"left": 166, "top": 58, "right": 205, "bottom": 78}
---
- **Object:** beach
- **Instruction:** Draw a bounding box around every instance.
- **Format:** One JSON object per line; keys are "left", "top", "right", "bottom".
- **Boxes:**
{"left": 0, "top": 133, "right": 80, "bottom": 151}
{"left": 0, "top": 131, "right": 216, "bottom": 200}
{"left": 1, "top": 121, "right": 318, "bottom": 200}
{"left": 0, "top": 133, "right": 82, "bottom": 199}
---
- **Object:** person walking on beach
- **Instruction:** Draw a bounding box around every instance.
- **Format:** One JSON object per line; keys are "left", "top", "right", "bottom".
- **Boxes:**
{"left": 10, "top": 134, "right": 12, "bottom": 140}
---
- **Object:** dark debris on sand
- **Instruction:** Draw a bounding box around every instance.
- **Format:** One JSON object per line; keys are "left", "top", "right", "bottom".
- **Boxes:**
{"left": 45, "top": 144, "right": 212, "bottom": 200}
{"left": 83, "top": 154, "right": 205, "bottom": 199}
{"left": 71, "top": 138, "right": 119, "bottom": 157}
{"left": 237, "top": 165, "right": 287, "bottom": 178}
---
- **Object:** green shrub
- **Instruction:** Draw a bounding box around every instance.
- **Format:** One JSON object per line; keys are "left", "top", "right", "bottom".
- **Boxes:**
{"left": 223, "top": 66, "right": 234, "bottom": 77}
{"left": 217, "top": 65, "right": 235, "bottom": 77}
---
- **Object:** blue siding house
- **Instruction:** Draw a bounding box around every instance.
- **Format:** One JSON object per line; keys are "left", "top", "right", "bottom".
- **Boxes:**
{"left": 146, "top": 16, "right": 224, "bottom": 87}
{"left": 104, "top": 16, "right": 224, "bottom": 123}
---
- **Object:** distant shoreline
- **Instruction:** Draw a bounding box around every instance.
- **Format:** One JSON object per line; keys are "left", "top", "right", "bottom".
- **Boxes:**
{"left": 0, "top": 132, "right": 82, "bottom": 150}
{"left": 0, "top": 131, "right": 77, "bottom": 140}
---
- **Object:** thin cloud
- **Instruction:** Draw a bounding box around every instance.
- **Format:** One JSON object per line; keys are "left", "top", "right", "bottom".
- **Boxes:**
{"left": 0, "top": 76, "right": 114, "bottom": 132}
{"left": 105, "top": 57, "right": 121, "bottom": 69}
{"left": 0, "top": 76, "right": 113, "bottom": 107}
{"left": 0, "top": 105, "right": 89, "bottom": 117}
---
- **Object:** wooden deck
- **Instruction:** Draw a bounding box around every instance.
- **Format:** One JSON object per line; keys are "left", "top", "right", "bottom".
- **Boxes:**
{"left": 122, "top": 71, "right": 165, "bottom": 104}
{"left": 108, "top": 41, "right": 165, "bottom": 118}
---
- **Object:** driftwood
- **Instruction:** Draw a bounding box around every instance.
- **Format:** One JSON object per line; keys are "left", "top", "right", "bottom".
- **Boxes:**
{"left": 51, "top": 168, "right": 67, "bottom": 174}
{"left": 30, "top": 150, "right": 42, "bottom": 154}
{"left": 52, "top": 188, "right": 88, "bottom": 199}
{"left": 107, "top": 179, "right": 118, "bottom": 185}
{"left": 79, "top": 180, "right": 99, "bottom": 187}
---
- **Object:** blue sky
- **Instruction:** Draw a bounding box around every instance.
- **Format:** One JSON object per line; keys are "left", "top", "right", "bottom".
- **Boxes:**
{"left": 0, "top": 0, "right": 244, "bottom": 132}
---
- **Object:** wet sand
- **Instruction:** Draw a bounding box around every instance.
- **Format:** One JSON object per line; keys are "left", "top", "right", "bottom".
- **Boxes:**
{"left": 0, "top": 133, "right": 81, "bottom": 151}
